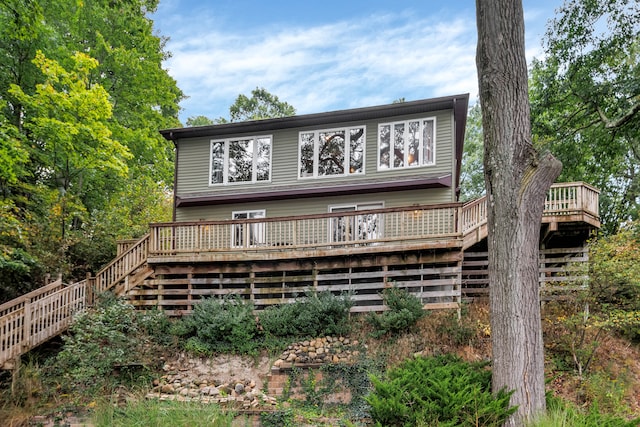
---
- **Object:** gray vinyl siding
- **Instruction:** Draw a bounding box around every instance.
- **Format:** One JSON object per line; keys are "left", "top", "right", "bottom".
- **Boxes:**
{"left": 175, "top": 108, "right": 456, "bottom": 221}
{"left": 175, "top": 188, "right": 452, "bottom": 222}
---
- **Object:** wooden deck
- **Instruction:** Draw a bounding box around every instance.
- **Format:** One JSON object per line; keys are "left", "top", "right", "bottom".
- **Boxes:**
{"left": 0, "top": 182, "right": 600, "bottom": 369}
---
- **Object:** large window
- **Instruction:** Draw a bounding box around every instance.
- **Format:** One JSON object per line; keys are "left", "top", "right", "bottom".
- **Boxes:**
{"left": 329, "top": 202, "right": 383, "bottom": 243}
{"left": 210, "top": 136, "right": 271, "bottom": 185}
{"left": 299, "top": 126, "right": 365, "bottom": 178}
{"left": 232, "top": 210, "right": 265, "bottom": 247}
{"left": 378, "top": 118, "right": 435, "bottom": 170}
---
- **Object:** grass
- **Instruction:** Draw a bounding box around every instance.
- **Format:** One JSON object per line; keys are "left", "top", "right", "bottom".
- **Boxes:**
{"left": 91, "top": 398, "right": 237, "bottom": 427}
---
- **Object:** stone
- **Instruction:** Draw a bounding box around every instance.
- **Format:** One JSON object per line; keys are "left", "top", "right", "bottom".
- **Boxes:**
{"left": 234, "top": 383, "right": 244, "bottom": 394}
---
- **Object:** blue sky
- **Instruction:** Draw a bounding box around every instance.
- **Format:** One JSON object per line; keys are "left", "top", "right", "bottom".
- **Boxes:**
{"left": 151, "top": 0, "right": 565, "bottom": 123}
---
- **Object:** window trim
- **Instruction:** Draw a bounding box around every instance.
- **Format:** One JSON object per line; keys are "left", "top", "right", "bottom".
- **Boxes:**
{"left": 328, "top": 202, "right": 384, "bottom": 243}
{"left": 298, "top": 125, "right": 366, "bottom": 179}
{"left": 209, "top": 135, "right": 272, "bottom": 186}
{"left": 231, "top": 209, "right": 266, "bottom": 247}
{"left": 377, "top": 117, "right": 436, "bottom": 171}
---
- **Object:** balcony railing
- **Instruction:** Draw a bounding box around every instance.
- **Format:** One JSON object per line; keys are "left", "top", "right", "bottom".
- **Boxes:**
{"left": 149, "top": 182, "right": 599, "bottom": 258}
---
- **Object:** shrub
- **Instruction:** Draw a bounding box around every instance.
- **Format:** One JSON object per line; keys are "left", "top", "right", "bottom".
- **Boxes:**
{"left": 180, "top": 295, "right": 259, "bottom": 354}
{"left": 48, "top": 294, "right": 164, "bottom": 395}
{"left": 366, "top": 354, "right": 515, "bottom": 426}
{"left": 366, "top": 287, "right": 425, "bottom": 337}
{"left": 259, "top": 291, "right": 352, "bottom": 338}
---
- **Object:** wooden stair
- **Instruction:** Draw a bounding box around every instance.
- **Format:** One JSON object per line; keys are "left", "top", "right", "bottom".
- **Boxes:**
{"left": 0, "top": 234, "right": 150, "bottom": 370}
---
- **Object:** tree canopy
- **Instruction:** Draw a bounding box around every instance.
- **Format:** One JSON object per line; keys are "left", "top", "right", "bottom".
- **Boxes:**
{"left": 186, "top": 87, "right": 295, "bottom": 126}
{"left": 530, "top": 0, "right": 640, "bottom": 233}
{"left": 0, "top": 0, "right": 182, "bottom": 301}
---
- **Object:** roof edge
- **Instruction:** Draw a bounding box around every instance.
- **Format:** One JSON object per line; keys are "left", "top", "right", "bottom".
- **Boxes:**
{"left": 161, "top": 94, "right": 470, "bottom": 140}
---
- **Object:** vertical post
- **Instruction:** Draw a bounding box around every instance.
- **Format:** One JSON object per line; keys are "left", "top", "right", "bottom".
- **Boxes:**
{"left": 22, "top": 299, "right": 31, "bottom": 352}
{"left": 86, "top": 272, "right": 94, "bottom": 306}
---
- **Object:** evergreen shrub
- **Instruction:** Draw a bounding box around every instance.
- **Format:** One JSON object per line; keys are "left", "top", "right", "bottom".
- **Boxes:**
{"left": 259, "top": 291, "right": 352, "bottom": 338}
{"left": 366, "top": 354, "right": 515, "bottom": 426}
{"left": 366, "top": 286, "right": 425, "bottom": 337}
{"left": 178, "top": 295, "right": 259, "bottom": 354}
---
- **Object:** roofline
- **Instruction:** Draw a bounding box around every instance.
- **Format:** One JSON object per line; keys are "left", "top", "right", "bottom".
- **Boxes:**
{"left": 160, "top": 94, "right": 470, "bottom": 140}
{"left": 176, "top": 175, "right": 453, "bottom": 207}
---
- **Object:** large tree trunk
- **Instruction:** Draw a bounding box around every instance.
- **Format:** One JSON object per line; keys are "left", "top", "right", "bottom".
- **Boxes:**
{"left": 475, "top": 0, "right": 562, "bottom": 425}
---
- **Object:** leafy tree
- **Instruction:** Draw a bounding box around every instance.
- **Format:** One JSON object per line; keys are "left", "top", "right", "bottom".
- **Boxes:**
{"left": 10, "top": 51, "right": 131, "bottom": 247}
{"left": 229, "top": 87, "right": 296, "bottom": 122}
{"left": 0, "top": 0, "right": 182, "bottom": 287}
{"left": 530, "top": 0, "right": 640, "bottom": 233}
{"left": 476, "top": 0, "right": 561, "bottom": 424}
{"left": 185, "top": 115, "right": 229, "bottom": 126}
{"left": 460, "top": 102, "right": 485, "bottom": 201}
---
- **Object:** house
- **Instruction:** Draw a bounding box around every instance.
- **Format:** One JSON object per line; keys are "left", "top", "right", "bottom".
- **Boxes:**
{"left": 0, "top": 94, "right": 601, "bottom": 368}
{"left": 163, "top": 94, "right": 469, "bottom": 223}
{"left": 133, "top": 93, "right": 598, "bottom": 314}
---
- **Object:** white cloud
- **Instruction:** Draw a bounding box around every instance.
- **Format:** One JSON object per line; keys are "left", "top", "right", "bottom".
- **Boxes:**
{"left": 157, "top": 3, "right": 556, "bottom": 122}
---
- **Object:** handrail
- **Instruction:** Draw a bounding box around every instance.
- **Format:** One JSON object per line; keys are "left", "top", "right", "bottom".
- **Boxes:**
{"left": 0, "top": 278, "right": 66, "bottom": 319}
{"left": 93, "top": 233, "right": 150, "bottom": 296}
{"left": 149, "top": 183, "right": 596, "bottom": 257}
{"left": 1, "top": 234, "right": 150, "bottom": 369}
{"left": 1, "top": 279, "right": 86, "bottom": 369}
{"left": 150, "top": 204, "right": 461, "bottom": 255}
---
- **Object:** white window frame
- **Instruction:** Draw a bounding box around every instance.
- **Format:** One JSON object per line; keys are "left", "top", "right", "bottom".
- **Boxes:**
{"left": 209, "top": 135, "right": 272, "bottom": 185}
{"left": 298, "top": 125, "right": 366, "bottom": 179}
{"left": 328, "top": 202, "right": 384, "bottom": 243}
{"left": 377, "top": 117, "right": 436, "bottom": 171}
{"left": 231, "top": 209, "right": 266, "bottom": 247}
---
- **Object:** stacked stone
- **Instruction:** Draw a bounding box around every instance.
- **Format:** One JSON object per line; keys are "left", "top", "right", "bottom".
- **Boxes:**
{"left": 273, "top": 336, "right": 363, "bottom": 368}
{"left": 146, "top": 365, "right": 277, "bottom": 408}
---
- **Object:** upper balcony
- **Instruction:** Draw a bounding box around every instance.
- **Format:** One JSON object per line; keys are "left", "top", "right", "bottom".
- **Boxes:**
{"left": 147, "top": 182, "right": 600, "bottom": 264}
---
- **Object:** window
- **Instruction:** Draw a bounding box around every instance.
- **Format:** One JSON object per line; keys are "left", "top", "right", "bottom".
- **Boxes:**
{"left": 232, "top": 210, "right": 265, "bottom": 247}
{"left": 378, "top": 118, "right": 435, "bottom": 170}
{"left": 210, "top": 136, "right": 271, "bottom": 185}
{"left": 329, "top": 202, "right": 383, "bottom": 243}
{"left": 299, "top": 126, "right": 365, "bottom": 178}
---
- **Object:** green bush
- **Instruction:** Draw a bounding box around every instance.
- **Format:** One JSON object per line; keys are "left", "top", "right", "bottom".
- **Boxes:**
{"left": 48, "top": 294, "right": 165, "bottom": 395}
{"left": 366, "top": 354, "right": 515, "bottom": 427}
{"left": 366, "top": 287, "right": 425, "bottom": 337}
{"left": 180, "top": 295, "right": 259, "bottom": 354}
{"left": 259, "top": 291, "right": 352, "bottom": 338}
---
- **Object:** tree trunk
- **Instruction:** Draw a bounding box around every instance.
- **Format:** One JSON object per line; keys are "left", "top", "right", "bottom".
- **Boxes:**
{"left": 475, "top": 0, "right": 562, "bottom": 425}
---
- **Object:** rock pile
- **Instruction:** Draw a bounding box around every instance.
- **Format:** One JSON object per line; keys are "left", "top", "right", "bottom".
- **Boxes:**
{"left": 273, "top": 336, "right": 364, "bottom": 368}
{"left": 146, "top": 362, "right": 277, "bottom": 409}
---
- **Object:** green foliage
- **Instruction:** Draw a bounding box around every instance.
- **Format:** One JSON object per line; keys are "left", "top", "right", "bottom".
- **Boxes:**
{"left": 260, "top": 409, "right": 295, "bottom": 427}
{"left": 177, "top": 295, "right": 260, "bottom": 354}
{"left": 589, "top": 222, "right": 640, "bottom": 314}
{"left": 229, "top": 87, "right": 296, "bottom": 122}
{"left": 460, "top": 102, "right": 485, "bottom": 202}
{"left": 0, "top": 247, "right": 43, "bottom": 304}
{"left": 366, "top": 354, "right": 516, "bottom": 426}
{"left": 366, "top": 287, "right": 425, "bottom": 338}
{"left": 530, "top": 0, "right": 640, "bottom": 232}
{"left": 528, "top": 396, "right": 640, "bottom": 427}
{"left": 259, "top": 292, "right": 353, "bottom": 338}
{"left": 48, "top": 295, "right": 169, "bottom": 396}
{"left": 0, "top": 0, "right": 181, "bottom": 286}
{"left": 92, "top": 398, "right": 236, "bottom": 427}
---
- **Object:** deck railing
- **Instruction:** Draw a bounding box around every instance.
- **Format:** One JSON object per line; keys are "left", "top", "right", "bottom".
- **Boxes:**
{"left": 93, "top": 234, "right": 150, "bottom": 297}
{"left": 544, "top": 182, "right": 599, "bottom": 218}
{"left": 1, "top": 278, "right": 86, "bottom": 369}
{"left": 150, "top": 203, "right": 461, "bottom": 256}
{"left": 149, "top": 182, "right": 596, "bottom": 256}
